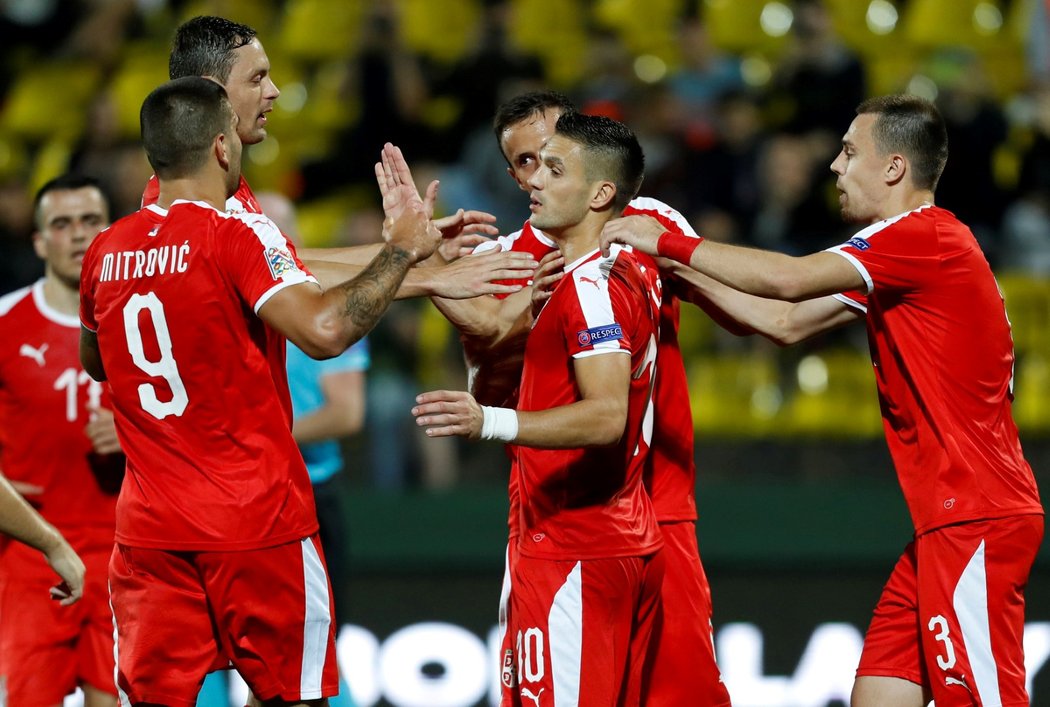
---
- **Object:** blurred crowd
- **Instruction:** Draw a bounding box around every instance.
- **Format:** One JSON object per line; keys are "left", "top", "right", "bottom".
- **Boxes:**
{"left": 1, "top": 0, "right": 1048, "bottom": 489}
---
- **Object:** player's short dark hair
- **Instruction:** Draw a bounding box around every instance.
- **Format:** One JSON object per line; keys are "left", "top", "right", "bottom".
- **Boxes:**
{"left": 493, "top": 91, "right": 576, "bottom": 148}
{"left": 140, "top": 77, "right": 234, "bottom": 179}
{"left": 169, "top": 16, "right": 257, "bottom": 83}
{"left": 32, "top": 174, "right": 111, "bottom": 229}
{"left": 554, "top": 112, "right": 645, "bottom": 212}
{"left": 857, "top": 94, "right": 948, "bottom": 192}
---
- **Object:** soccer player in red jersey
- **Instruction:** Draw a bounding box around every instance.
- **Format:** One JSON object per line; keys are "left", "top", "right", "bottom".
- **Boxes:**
{"left": 143, "top": 16, "right": 534, "bottom": 303}
{"left": 603, "top": 94, "right": 1044, "bottom": 707}
{"left": 414, "top": 112, "right": 664, "bottom": 707}
{"left": 429, "top": 92, "right": 731, "bottom": 707}
{"left": 0, "top": 174, "right": 122, "bottom": 707}
{"left": 80, "top": 77, "right": 439, "bottom": 707}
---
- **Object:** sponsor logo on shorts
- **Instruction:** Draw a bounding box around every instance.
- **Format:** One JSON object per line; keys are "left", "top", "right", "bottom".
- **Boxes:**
{"left": 266, "top": 246, "right": 299, "bottom": 280}
{"left": 521, "top": 686, "right": 545, "bottom": 707}
{"left": 943, "top": 497, "right": 956, "bottom": 510}
{"left": 846, "top": 237, "right": 870, "bottom": 251}
{"left": 577, "top": 324, "right": 623, "bottom": 347}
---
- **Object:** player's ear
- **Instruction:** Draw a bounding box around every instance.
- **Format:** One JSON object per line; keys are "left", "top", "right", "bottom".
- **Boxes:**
{"left": 31, "top": 230, "right": 45, "bottom": 259}
{"left": 215, "top": 133, "right": 231, "bottom": 171}
{"left": 885, "top": 153, "right": 906, "bottom": 186}
{"left": 592, "top": 181, "right": 617, "bottom": 210}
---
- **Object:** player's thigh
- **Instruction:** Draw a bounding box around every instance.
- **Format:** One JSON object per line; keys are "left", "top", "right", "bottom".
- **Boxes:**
{"left": 645, "top": 523, "right": 730, "bottom": 707}
{"left": 851, "top": 675, "right": 928, "bottom": 707}
{"left": 915, "top": 515, "right": 1043, "bottom": 707}
{"left": 110, "top": 544, "right": 222, "bottom": 706}
{"left": 511, "top": 554, "right": 648, "bottom": 707}
{"left": 0, "top": 564, "right": 81, "bottom": 707}
{"left": 200, "top": 534, "right": 338, "bottom": 704}
{"left": 77, "top": 542, "right": 118, "bottom": 697}
{"left": 856, "top": 541, "right": 927, "bottom": 689}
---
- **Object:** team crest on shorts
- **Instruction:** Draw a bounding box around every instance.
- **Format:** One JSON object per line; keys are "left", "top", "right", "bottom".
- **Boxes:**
{"left": 266, "top": 246, "right": 298, "bottom": 279}
{"left": 501, "top": 648, "right": 516, "bottom": 688}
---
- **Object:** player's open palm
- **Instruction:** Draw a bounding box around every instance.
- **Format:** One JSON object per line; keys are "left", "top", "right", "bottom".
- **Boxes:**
{"left": 412, "top": 390, "right": 484, "bottom": 440}
{"left": 375, "top": 143, "right": 441, "bottom": 262}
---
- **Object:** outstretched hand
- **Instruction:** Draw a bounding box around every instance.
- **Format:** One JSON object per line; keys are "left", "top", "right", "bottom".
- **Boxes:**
{"left": 374, "top": 143, "right": 440, "bottom": 262}
{"left": 434, "top": 209, "right": 499, "bottom": 262}
{"left": 412, "top": 390, "right": 483, "bottom": 439}
{"left": 599, "top": 215, "right": 666, "bottom": 257}
{"left": 430, "top": 250, "right": 539, "bottom": 299}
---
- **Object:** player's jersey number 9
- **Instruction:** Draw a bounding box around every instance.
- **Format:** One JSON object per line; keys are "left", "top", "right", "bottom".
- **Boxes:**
{"left": 123, "top": 292, "right": 188, "bottom": 419}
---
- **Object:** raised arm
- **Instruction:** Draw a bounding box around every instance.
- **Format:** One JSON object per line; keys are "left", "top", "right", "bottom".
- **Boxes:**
{"left": 259, "top": 144, "right": 440, "bottom": 359}
{"left": 412, "top": 351, "right": 630, "bottom": 448}
{"left": 602, "top": 215, "right": 866, "bottom": 301}
{"left": 303, "top": 248, "right": 537, "bottom": 300}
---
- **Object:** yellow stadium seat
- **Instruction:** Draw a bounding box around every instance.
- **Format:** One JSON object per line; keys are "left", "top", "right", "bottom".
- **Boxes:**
{"left": 781, "top": 349, "right": 882, "bottom": 438}
{"left": 1013, "top": 353, "right": 1050, "bottom": 434}
{"left": 700, "top": 0, "right": 787, "bottom": 55}
{"left": 998, "top": 273, "right": 1050, "bottom": 357}
{"left": 1, "top": 62, "right": 101, "bottom": 143}
{"left": 689, "top": 351, "right": 783, "bottom": 437}
{"left": 107, "top": 45, "right": 171, "bottom": 140}
{"left": 399, "top": 0, "right": 480, "bottom": 65}
{"left": 276, "top": 0, "right": 363, "bottom": 63}
{"left": 507, "top": 0, "right": 589, "bottom": 86}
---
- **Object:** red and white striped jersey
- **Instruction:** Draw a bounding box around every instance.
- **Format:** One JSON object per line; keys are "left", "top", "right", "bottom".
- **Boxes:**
{"left": 514, "top": 244, "right": 663, "bottom": 560}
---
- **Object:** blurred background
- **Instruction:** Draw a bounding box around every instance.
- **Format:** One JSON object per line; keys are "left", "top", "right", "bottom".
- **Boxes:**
{"left": 2, "top": 0, "right": 1048, "bottom": 705}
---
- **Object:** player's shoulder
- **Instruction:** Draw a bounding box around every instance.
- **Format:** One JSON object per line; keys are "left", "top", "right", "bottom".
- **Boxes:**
{"left": 0, "top": 283, "right": 35, "bottom": 319}
{"left": 625, "top": 196, "right": 699, "bottom": 238}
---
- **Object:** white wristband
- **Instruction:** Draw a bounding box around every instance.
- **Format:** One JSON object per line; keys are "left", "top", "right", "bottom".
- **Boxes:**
{"left": 480, "top": 406, "right": 519, "bottom": 442}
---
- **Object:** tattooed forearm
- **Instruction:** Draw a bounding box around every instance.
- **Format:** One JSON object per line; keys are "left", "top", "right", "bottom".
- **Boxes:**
{"left": 339, "top": 243, "right": 413, "bottom": 333}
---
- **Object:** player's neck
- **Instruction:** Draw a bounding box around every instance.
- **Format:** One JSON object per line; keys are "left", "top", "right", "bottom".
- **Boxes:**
{"left": 875, "top": 188, "right": 936, "bottom": 222}
{"left": 552, "top": 215, "right": 609, "bottom": 264}
{"left": 155, "top": 175, "right": 229, "bottom": 212}
{"left": 41, "top": 273, "right": 80, "bottom": 316}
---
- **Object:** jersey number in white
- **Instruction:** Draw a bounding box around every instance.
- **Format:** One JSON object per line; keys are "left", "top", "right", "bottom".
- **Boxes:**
{"left": 516, "top": 627, "right": 545, "bottom": 685}
{"left": 123, "top": 292, "right": 188, "bottom": 419}
{"left": 928, "top": 615, "right": 957, "bottom": 670}
{"left": 53, "top": 368, "right": 102, "bottom": 422}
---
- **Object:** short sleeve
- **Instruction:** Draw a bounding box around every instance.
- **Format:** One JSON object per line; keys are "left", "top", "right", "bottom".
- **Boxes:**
{"left": 563, "top": 262, "right": 633, "bottom": 359}
{"left": 219, "top": 213, "right": 317, "bottom": 313}
{"left": 825, "top": 209, "right": 940, "bottom": 295}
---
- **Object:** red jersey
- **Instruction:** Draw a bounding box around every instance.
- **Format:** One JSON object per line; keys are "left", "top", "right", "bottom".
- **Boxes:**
{"left": 514, "top": 245, "right": 663, "bottom": 561}
{"left": 80, "top": 200, "right": 319, "bottom": 551}
{"left": 0, "top": 281, "right": 120, "bottom": 535}
{"left": 141, "top": 173, "right": 262, "bottom": 215}
{"left": 827, "top": 205, "right": 1042, "bottom": 534}
{"left": 495, "top": 198, "right": 700, "bottom": 539}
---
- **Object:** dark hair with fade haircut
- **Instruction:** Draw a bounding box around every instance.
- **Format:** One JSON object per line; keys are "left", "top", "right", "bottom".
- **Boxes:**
{"left": 857, "top": 94, "right": 949, "bottom": 192}
{"left": 140, "top": 77, "right": 234, "bottom": 179}
{"left": 169, "top": 16, "right": 256, "bottom": 83}
{"left": 554, "top": 112, "right": 645, "bottom": 212}
{"left": 33, "top": 174, "right": 112, "bottom": 229}
{"left": 493, "top": 91, "right": 576, "bottom": 144}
